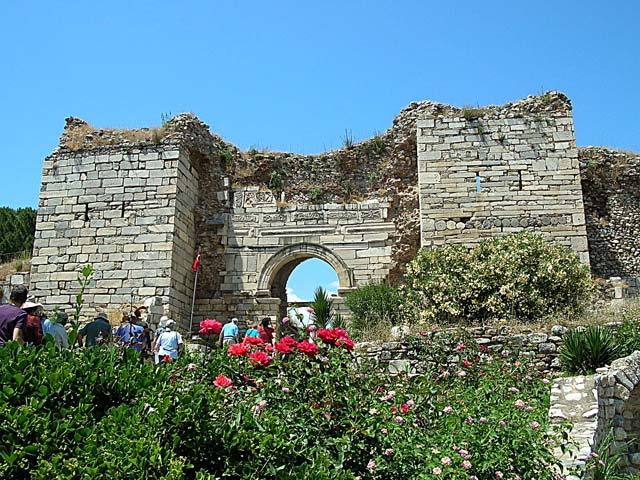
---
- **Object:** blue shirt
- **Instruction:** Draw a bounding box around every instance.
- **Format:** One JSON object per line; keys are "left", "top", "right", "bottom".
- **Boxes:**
{"left": 41, "top": 317, "right": 53, "bottom": 337}
{"left": 221, "top": 322, "right": 238, "bottom": 339}
{"left": 245, "top": 328, "right": 259, "bottom": 338}
{"left": 116, "top": 323, "right": 145, "bottom": 351}
{"left": 156, "top": 330, "right": 183, "bottom": 359}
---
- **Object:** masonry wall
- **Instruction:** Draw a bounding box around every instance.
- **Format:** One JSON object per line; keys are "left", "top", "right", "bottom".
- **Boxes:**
{"left": 594, "top": 351, "right": 640, "bottom": 473}
{"left": 1, "top": 272, "right": 30, "bottom": 304}
{"left": 417, "top": 94, "right": 589, "bottom": 263}
{"left": 191, "top": 189, "right": 397, "bottom": 326}
{"left": 30, "top": 146, "right": 185, "bottom": 320}
{"left": 580, "top": 147, "right": 640, "bottom": 292}
{"left": 29, "top": 95, "right": 640, "bottom": 329}
{"left": 168, "top": 150, "right": 200, "bottom": 326}
{"left": 357, "top": 324, "right": 567, "bottom": 374}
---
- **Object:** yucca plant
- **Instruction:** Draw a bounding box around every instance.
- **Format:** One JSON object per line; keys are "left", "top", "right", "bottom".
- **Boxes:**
{"left": 310, "top": 286, "right": 334, "bottom": 329}
{"left": 332, "top": 313, "right": 347, "bottom": 329}
{"left": 560, "top": 325, "right": 622, "bottom": 374}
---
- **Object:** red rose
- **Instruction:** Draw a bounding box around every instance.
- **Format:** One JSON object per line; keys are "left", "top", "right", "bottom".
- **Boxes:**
{"left": 317, "top": 329, "right": 338, "bottom": 344}
{"left": 281, "top": 336, "right": 298, "bottom": 348}
{"left": 297, "top": 340, "right": 319, "bottom": 357}
{"left": 228, "top": 343, "right": 249, "bottom": 357}
{"left": 199, "top": 319, "right": 222, "bottom": 336}
{"left": 275, "top": 341, "right": 293, "bottom": 354}
{"left": 401, "top": 403, "right": 409, "bottom": 413}
{"left": 264, "top": 345, "right": 274, "bottom": 353}
{"left": 244, "top": 336, "right": 263, "bottom": 346}
{"left": 463, "top": 359, "right": 472, "bottom": 367}
{"left": 249, "top": 351, "right": 271, "bottom": 367}
{"left": 335, "top": 337, "right": 354, "bottom": 351}
{"left": 333, "top": 328, "right": 349, "bottom": 339}
{"left": 213, "top": 374, "right": 233, "bottom": 389}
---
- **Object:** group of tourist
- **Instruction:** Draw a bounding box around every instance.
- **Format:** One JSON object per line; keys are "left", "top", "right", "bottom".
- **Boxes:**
{"left": 219, "top": 317, "right": 275, "bottom": 345}
{"left": 0, "top": 285, "right": 184, "bottom": 363}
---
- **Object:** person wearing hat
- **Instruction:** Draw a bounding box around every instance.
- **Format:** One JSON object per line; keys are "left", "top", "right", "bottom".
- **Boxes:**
{"left": 114, "top": 312, "right": 144, "bottom": 352}
{"left": 50, "top": 312, "right": 70, "bottom": 349}
{"left": 0, "top": 285, "right": 27, "bottom": 346}
{"left": 152, "top": 319, "right": 183, "bottom": 362}
{"left": 22, "top": 301, "right": 44, "bottom": 346}
{"left": 78, "top": 312, "right": 112, "bottom": 347}
{"left": 219, "top": 318, "right": 240, "bottom": 346}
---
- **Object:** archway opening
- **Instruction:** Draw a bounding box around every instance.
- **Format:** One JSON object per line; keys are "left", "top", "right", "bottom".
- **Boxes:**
{"left": 270, "top": 257, "right": 339, "bottom": 326}
{"left": 285, "top": 258, "right": 339, "bottom": 326}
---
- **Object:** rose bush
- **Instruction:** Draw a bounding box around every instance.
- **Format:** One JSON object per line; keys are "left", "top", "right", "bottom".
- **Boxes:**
{"left": 0, "top": 330, "right": 574, "bottom": 479}
{"left": 198, "top": 318, "right": 222, "bottom": 336}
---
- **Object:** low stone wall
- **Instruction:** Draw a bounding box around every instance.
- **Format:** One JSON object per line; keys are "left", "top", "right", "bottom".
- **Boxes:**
{"left": 356, "top": 324, "right": 569, "bottom": 373}
{"left": 594, "top": 351, "right": 640, "bottom": 473}
{"left": 1, "top": 271, "right": 30, "bottom": 304}
{"left": 549, "top": 375, "right": 598, "bottom": 476}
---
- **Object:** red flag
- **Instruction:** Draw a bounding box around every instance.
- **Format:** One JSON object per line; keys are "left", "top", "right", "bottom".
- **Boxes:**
{"left": 192, "top": 249, "right": 201, "bottom": 272}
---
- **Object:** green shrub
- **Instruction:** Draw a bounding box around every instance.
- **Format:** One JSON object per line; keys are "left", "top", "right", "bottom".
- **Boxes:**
{"left": 0, "top": 339, "right": 570, "bottom": 479}
{"left": 613, "top": 307, "right": 640, "bottom": 357}
{"left": 404, "top": 232, "right": 594, "bottom": 325}
{"left": 345, "top": 282, "right": 403, "bottom": 340}
{"left": 559, "top": 325, "right": 622, "bottom": 374}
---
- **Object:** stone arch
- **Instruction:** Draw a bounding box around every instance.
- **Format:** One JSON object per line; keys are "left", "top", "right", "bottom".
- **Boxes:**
{"left": 257, "top": 243, "right": 354, "bottom": 295}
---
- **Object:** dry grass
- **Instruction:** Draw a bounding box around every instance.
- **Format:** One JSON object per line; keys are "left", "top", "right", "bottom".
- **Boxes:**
{"left": 64, "top": 124, "right": 168, "bottom": 151}
{"left": 0, "top": 257, "right": 31, "bottom": 280}
{"left": 234, "top": 166, "right": 256, "bottom": 179}
{"left": 355, "top": 298, "right": 640, "bottom": 342}
{"left": 353, "top": 319, "right": 395, "bottom": 343}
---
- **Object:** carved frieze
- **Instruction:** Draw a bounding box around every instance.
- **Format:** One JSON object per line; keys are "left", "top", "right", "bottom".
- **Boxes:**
{"left": 293, "top": 211, "right": 324, "bottom": 221}
{"left": 326, "top": 211, "right": 359, "bottom": 221}
{"left": 361, "top": 209, "right": 383, "bottom": 221}
{"left": 263, "top": 213, "right": 287, "bottom": 223}
{"left": 232, "top": 214, "right": 258, "bottom": 224}
{"left": 244, "top": 191, "right": 275, "bottom": 207}
{"left": 232, "top": 192, "right": 244, "bottom": 208}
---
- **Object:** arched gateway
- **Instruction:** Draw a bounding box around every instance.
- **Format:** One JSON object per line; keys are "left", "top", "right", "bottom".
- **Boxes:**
{"left": 206, "top": 189, "right": 396, "bottom": 326}
{"left": 257, "top": 243, "right": 354, "bottom": 319}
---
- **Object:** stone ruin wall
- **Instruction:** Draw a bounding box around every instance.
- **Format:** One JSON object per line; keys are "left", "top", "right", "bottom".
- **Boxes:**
{"left": 29, "top": 115, "right": 224, "bottom": 326}
{"left": 579, "top": 147, "right": 640, "bottom": 293}
{"left": 30, "top": 144, "right": 188, "bottom": 321}
{"left": 417, "top": 94, "right": 589, "bottom": 262}
{"left": 594, "top": 351, "right": 640, "bottom": 473}
{"left": 27, "top": 91, "right": 640, "bottom": 329}
{"left": 357, "top": 324, "right": 568, "bottom": 375}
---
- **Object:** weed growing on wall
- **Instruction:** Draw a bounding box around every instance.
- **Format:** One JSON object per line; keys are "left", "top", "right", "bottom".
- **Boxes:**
{"left": 462, "top": 106, "right": 485, "bottom": 121}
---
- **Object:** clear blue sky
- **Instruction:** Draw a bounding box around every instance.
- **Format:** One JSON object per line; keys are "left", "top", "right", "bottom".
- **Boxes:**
{"left": 1, "top": 1, "right": 637, "bottom": 299}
